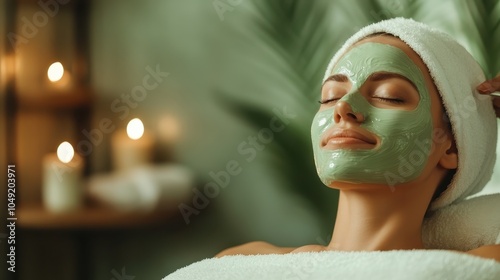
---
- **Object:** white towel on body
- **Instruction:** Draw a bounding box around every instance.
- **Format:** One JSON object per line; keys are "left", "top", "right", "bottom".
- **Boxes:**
{"left": 163, "top": 250, "right": 500, "bottom": 280}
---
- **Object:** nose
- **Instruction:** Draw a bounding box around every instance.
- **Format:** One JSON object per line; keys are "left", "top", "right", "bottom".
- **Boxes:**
{"left": 334, "top": 100, "right": 364, "bottom": 123}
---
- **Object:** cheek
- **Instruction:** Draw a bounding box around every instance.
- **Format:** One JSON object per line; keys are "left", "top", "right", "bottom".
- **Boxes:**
{"left": 311, "top": 108, "right": 334, "bottom": 138}
{"left": 366, "top": 106, "right": 433, "bottom": 155}
{"left": 362, "top": 108, "right": 418, "bottom": 137}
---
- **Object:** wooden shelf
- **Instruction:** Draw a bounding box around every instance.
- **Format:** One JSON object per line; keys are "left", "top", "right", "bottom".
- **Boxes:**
{"left": 15, "top": 0, "right": 82, "bottom": 6}
{"left": 17, "top": 203, "right": 178, "bottom": 230}
{"left": 17, "top": 87, "right": 93, "bottom": 111}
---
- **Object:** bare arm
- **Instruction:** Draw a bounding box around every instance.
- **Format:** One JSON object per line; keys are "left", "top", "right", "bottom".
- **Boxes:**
{"left": 467, "top": 244, "right": 500, "bottom": 262}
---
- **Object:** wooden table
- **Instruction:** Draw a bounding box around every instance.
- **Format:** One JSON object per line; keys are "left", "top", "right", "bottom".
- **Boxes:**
{"left": 17, "top": 203, "right": 178, "bottom": 230}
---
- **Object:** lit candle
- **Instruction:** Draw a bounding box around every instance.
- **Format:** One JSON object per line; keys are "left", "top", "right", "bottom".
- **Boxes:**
{"left": 42, "top": 141, "right": 84, "bottom": 212}
{"left": 112, "top": 118, "right": 154, "bottom": 170}
{"left": 47, "top": 61, "right": 71, "bottom": 89}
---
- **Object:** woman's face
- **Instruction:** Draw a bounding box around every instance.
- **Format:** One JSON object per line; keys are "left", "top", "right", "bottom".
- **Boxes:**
{"left": 311, "top": 36, "right": 455, "bottom": 188}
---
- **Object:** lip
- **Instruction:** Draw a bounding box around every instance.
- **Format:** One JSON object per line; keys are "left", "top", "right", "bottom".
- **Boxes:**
{"left": 321, "top": 128, "right": 378, "bottom": 149}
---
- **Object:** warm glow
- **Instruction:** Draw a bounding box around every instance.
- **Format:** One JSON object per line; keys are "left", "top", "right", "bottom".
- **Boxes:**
{"left": 47, "top": 62, "right": 64, "bottom": 82}
{"left": 158, "top": 115, "right": 180, "bottom": 143}
{"left": 57, "top": 141, "right": 74, "bottom": 163}
{"left": 127, "top": 118, "right": 145, "bottom": 140}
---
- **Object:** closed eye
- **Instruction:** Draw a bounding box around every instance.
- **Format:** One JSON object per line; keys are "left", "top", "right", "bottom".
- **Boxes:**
{"left": 374, "top": 97, "right": 405, "bottom": 104}
{"left": 318, "top": 98, "right": 341, "bottom": 105}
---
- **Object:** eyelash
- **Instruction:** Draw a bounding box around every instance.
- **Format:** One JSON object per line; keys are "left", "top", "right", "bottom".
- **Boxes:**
{"left": 376, "top": 97, "right": 405, "bottom": 104}
{"left": 318, "top": 97, "right": 404, "bottom": 105}
{"left": 318, "top": 98, "right": 339, "bottom": 104}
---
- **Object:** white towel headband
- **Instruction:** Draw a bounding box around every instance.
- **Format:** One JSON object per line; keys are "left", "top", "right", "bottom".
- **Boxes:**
{"left": 324, "top": 18, "right": 497, "bottom": 211}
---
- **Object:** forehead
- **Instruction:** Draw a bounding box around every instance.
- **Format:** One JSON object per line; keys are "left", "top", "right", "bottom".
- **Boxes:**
{"left": 331, "top": 41, "right": 425, "bottom": 93}
{"left": 331, "top": 35, "right": 440, "bottom": 96}
{"left": 354, "top": 36, "right": 416, "bottom": 57}
{"left": 349, "top": 36, "right": 436, "bottom": 89}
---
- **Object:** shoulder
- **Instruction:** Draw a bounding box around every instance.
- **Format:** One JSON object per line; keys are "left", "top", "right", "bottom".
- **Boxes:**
{"left": 215, "top": 241, "right": 296, "bottom": 258}
{"left": 466, "top": 244, "right": 500, "bottom": 262}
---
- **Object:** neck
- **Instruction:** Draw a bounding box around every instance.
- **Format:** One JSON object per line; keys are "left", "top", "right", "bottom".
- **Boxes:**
{"left": 328, "top": 183, "right": 434, "bottom": 251}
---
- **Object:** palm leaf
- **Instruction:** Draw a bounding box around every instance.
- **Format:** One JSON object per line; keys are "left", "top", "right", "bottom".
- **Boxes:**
{"left": 462, "top": 0, "right": 500, "bottom": 78}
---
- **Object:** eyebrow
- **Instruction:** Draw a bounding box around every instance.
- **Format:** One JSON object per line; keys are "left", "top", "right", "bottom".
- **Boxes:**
{"left": 368, "top": 72, "right": 418, "bottom": 91}
{"left": 323, "top": 72, "right": 418, "bottom": 91}
{"left": 324, "top": 74, "right": 348, "bottom": 84}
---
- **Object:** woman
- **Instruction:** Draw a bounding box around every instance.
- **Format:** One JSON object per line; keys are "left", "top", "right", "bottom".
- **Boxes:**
{"left": 216, "top": 18, "right": 500, "bottom": 261}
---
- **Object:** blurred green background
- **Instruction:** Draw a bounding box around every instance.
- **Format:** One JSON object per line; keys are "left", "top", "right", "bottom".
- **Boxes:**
{"left": 1, "top": 0, "right": 500, "bottom": 279}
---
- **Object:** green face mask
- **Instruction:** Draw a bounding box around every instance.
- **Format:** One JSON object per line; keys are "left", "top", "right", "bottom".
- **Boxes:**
{"left": 311, "top": 42, "right": 433, "bottom": 187}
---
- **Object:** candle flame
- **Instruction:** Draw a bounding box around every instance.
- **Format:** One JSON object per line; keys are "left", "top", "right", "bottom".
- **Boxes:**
{"left": 57, "top": 141, "right": 74, "bottom": 163}
{"left": 127, "top": 118, "right": 145, "bottom": 140}
{"left": 47, "top": 62, "right": 64, "bottom": 82}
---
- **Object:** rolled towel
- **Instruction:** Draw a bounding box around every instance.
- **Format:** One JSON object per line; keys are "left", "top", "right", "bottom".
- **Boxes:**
{"left": 422, "top": 194, "right": 500, "bottom": 251}
{"left": 323, "top": 17, "right": 497, "bottom": 211}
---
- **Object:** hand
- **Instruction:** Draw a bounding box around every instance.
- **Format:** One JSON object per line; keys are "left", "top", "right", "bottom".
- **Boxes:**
{"left": 477, "top": 74, "right": 500, "bottom": 118}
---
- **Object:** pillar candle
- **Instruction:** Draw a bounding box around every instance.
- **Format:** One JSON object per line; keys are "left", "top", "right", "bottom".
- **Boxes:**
{"left": 42, "top": 141, "right": 84, "bottom": 212}
{"left": 47, "top": 61, "right": 71, "bottom": 90}
{"left": 112, "top": 118, "right": 154, "bottom": 170}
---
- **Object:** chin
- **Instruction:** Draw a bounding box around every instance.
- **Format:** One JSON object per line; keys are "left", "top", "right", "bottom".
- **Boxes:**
{"left": 325, "top": 179, "right": 361, "bottom": 189}
{"left": 325, "top": 180, "right": 392, "bottom": 191}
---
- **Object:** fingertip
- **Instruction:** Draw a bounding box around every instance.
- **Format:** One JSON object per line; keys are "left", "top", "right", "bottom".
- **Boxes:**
{"left": 477, "top": 89, "right": 492, "bottom": 94}
{"left": 477, "top": 83, "right": 494, "bottom": 94}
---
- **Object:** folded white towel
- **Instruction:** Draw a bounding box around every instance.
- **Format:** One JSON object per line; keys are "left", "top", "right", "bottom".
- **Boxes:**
{"left": 87, "top": 164, "right": 194, "bottom": 212}
{"left": 163, "top": 250, "right": 500, "bottom": 280}
{"left": 324, "top": 17, "right": 497, "bottom": 211}
{"left": 423, "top": 194, "right": 500, "bottom": 251}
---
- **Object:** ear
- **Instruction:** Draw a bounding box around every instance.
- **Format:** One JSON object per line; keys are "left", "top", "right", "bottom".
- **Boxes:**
{"left": 438, "top": 137, "right": 458, "bottom": 170}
